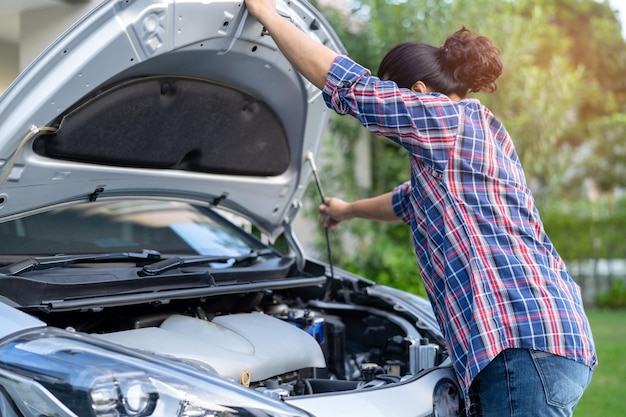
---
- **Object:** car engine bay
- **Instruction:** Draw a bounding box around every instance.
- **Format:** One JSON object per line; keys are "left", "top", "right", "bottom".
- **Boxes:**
{"left": 32, "top": 284, "right": 446, "bottom": 400}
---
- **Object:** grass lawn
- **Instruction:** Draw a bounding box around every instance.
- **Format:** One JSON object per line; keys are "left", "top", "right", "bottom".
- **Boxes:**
{"left": 574, "top": 309, "right": 626, "bottom": 416}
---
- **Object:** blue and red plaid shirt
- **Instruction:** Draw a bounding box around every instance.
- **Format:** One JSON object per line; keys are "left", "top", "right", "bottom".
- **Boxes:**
{"left": 322, "top": 55, "right": 597, "bottom": 401}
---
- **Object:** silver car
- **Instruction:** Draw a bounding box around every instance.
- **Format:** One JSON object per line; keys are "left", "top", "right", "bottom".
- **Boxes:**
{"left": 0, "top": 1, "right": 461, "bottom": 416}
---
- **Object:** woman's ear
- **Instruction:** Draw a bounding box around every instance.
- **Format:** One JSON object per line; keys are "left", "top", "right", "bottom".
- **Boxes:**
{"left": 410, "top": 81, "right": 429, "bottom": 93}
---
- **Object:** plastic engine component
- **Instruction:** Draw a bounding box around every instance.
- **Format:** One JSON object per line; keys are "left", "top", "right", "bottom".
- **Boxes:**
{"left": 95, "top": 312, "right": 327, "bottom": 382}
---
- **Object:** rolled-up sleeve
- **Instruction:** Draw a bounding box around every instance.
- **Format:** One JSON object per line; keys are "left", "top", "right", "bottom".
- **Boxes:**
{"left": 321, "top": 56, "right": 459, "bottom": 171}
{"left": 392, "top": 181, "right": 413, "bottom": 224}
{"left": 322, "top": 56, "right": 371, "bottom": 115}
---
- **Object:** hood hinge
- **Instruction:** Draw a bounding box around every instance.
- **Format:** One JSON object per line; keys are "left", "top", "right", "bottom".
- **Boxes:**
{"left": 212, "top": 192, "right": 229, "bottom": 207}
{"left": 88, "top": 186, "right": 104, "bottom": 202}
{"left": 283, "top": 200, "right": 304, "bottom": 270}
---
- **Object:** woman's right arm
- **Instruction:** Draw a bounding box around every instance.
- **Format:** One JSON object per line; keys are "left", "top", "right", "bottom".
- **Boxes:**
{"left": 319, "top": 192, "right": 400, "bottom": 229}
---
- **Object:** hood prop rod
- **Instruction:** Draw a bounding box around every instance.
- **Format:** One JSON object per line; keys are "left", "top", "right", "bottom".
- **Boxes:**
{"left": 306, "top": 152, "right": 348, "bottom": 303}
{"left": 0, "top": 126, "right": 57, "bottom": 186}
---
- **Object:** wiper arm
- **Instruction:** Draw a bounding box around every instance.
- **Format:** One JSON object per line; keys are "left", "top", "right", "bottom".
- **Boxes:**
{"left": 0, "top": 249, "right": 162, "bottom": 276}
{"left": 139, "top": 248, "right": 276, "bottom": 276}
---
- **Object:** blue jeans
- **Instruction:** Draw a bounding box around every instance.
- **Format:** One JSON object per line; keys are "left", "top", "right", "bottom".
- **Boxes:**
{"left": 467, "top": 348, "right": 593, "bottom": 417}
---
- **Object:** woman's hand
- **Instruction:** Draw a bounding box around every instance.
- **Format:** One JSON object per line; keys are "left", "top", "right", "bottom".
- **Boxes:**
{"left": 318, "top": 192, "right": 400, "bottom": 229}
{"left": 244, "top": 0, "right": 276, "bottom": 22}
{"left": 319, "top": 197, "right": 352, "bottom": 229}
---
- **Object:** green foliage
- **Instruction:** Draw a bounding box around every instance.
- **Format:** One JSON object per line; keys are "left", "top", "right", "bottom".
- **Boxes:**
{"left": 540, "top": 197, "right": 626, "bottom": 261}
{"left": 338, "top": 221, "right": 426, "bottom": 297}
{"left": 578, "top": 113, "right": 626, "bottom": 193}
{"left": 539, "top": 197, "right": 626, "bottom": 309}
{"left": 596, "top": 280, "right": 626, "bottom": 309}
{"left": 574, "top": 309, "right": 626, "bottom": 416}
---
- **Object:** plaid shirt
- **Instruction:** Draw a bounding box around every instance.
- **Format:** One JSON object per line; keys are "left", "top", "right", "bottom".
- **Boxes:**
{"left": 322, "top": 56, "right": 597, "bottom": 401}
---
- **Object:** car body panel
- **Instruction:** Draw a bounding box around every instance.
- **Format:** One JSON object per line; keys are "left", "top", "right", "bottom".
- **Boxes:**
{"left": 0, "top": 302, "right": 46, "bottom": 339}
{"left": 287, "top": 368, "right": 458, "bottom": 417}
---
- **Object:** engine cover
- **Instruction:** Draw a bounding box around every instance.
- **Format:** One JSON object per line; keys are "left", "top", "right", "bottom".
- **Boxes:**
{"left": 95, "top": 312, "right": 327, "bottom": 382}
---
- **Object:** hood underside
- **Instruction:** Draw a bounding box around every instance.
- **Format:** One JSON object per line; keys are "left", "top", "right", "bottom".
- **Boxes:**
{"left": 37, "top": 75, "right": 290, "bottom": 177}
{"left": 0, "top": 0, "right": 345, "bottom": 238}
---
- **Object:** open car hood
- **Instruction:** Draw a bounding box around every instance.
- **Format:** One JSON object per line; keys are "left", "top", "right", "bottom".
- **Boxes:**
{"left": 0, "top": 0, "right": 345, "bottom": 239}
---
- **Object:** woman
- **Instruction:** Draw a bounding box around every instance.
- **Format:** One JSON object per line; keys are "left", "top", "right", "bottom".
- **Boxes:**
{"left": 243, "top": 1, "right": 597, "bottom": 415}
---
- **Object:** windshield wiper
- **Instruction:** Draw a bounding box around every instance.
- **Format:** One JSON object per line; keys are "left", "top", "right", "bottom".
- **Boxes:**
{"left": 0, "top": 249, "right": 162, "bottom": 276}
{"left": 138, "top": 248, "right": 276, "bottom": 276}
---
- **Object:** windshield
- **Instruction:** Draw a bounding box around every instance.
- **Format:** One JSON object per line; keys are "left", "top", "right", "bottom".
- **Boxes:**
{"left": 0, "top": 200, "right": 261, "bottom": 257}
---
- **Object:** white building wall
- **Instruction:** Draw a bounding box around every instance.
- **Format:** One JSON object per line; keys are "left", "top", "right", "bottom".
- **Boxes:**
{"left": 0, "top": 2, "right": 97, "bottom": 95}
{"left": 0, "top": 40, "right": 18, "bottom": 93}
{"left": 20, "top": 3, "right": 97, "bottom": 69}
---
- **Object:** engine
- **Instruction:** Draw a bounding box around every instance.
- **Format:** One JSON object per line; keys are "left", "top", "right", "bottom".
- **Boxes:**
{"left": 94, "top": 303, "right": 443, "bottom": 399}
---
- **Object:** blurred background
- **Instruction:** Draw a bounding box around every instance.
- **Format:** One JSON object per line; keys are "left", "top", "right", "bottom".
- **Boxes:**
{"left": 1, "top": 0, "right": 625, "bottom": 415}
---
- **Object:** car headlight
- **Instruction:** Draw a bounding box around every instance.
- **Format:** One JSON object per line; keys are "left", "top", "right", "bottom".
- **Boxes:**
{"left": 432, "top": 378, "right": 462, "bottom": 417}
{"left": 0, "top": 328, "right": 313, "bottom": 417}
